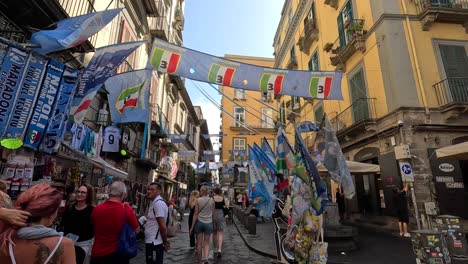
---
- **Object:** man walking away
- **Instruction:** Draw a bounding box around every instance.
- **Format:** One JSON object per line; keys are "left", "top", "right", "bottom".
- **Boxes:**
{"left": 145, "top": 182, "right": 170, "bottom": 264}
{"left": 91, "top": 181, "right": 139, "bottom": 264}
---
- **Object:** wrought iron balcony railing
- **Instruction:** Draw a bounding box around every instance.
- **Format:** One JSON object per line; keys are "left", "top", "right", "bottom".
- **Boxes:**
{"left": 152, "top": 104, "right": 170, "bottom": 138}
{"left": 414, "top": 0, "right": 468, "bottom": 14}
{"left": 326, "top": 19, "right": 367, "bottom": 71}
{"left": 329, "top": 98, "right": 377, "bottom": 132}
{"left": 298, "top": 18, "right": 319, "bottom": 55}
{"left": 434, "top": 77, "right": 468, "bottom": 106}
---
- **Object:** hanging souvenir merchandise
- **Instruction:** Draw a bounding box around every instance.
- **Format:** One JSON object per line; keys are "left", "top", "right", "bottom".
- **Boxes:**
{"left": 102, "top": 126, "right": 121, "bottom": 152}
{"left": 1, "top": 154, "right": 35, "bottom": 200}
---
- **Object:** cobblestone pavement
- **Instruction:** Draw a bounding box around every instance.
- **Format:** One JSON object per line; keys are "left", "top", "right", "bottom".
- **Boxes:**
{"left": 131, "top": 213, "right": 273, "bottom": 264}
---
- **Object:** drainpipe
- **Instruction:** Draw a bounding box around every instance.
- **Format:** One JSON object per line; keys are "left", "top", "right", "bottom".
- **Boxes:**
{"left": 400, "top": 0, "right": 430, "bottom": 115}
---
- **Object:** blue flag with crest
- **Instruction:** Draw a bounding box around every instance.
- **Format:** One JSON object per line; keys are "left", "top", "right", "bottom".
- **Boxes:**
{"left": 31, "top": 9, "right": 122, "bottom": 54}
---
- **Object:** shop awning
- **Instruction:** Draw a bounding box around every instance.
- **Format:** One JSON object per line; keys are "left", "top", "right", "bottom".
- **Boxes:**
{"left": 435, "top": 142, "right": 468, "bottom": 160}
{"left": 89, "top": 157, "right": 128, "bottom": 180}
{"left": 317, "top": 160, "right": 380, "bottom": 174}
{"left": 61, "top": 143, "right": 128, "bottom": 179}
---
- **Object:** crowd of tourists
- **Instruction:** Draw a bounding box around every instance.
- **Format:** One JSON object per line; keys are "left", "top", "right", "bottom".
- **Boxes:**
{"left": 0, "top": 179, "right": 231, "bottom": 264}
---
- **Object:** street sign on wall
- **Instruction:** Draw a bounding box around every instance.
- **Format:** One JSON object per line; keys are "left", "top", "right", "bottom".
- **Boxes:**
{"left": 398, "top": 161, "right": 414, "bottom": 182}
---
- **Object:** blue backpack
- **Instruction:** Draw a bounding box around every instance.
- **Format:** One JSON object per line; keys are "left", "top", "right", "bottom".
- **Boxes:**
{"left": 117, "top": 203, "right": 138, "bottom": 258}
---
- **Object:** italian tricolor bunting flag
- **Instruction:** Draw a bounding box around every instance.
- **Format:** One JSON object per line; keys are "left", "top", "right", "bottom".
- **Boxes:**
{"left": 151, "top": 48, "right": 181, "bottom": 74}
{"left": 309, "top": 77, "right": 333, "bottom": 99}
{"left": 115, "top": 82, "right": 144, "bottom": 113}
{"left": 259, "top": 74, "right": 284, "bottom": 94}
{"left": 208, "top": 64, "right": 235, "bottom": 86}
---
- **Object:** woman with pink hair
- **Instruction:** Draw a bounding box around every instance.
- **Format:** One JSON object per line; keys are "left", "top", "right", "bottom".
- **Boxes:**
{"left": 0, "top": 183, "right": 76, "bottom": 263}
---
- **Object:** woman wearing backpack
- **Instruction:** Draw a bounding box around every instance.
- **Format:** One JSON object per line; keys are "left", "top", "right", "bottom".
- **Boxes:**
{"left": 190, "top": 186, "right": 214, "bottom": 264}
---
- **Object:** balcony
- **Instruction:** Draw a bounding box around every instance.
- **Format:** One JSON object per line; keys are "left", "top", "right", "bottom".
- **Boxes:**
{"left": 175, "top": 8, "right": 184, "bottom": 22}
{"left": 143, "top": 0, "right": 165, "bottom": 17}
{"left": 148, "top": 16, "right": 169, "bottom": 41}
{"left": 0, "top": 11, "right": 28, "bottom": 43}
{"left": 151, "top": 104, "right": 170, "bottom": 138}
{"left": 327, "top": 19, "right": 367, "bottom": 72}
{"left": 298, "top": 18, "right": 319, "bottom": 55}
{"left": 329, "top": 98, "right": 377, "bottom": 136}
{"left": 324, "top": 0, "right": 338, "bottom": 9}
{"left": 434, "top": 77, "right": 468, "bottom": 105}
{"left": 287, "top": 55, "right": 298, "bottom": 69}
{"left": 230, "top": 121, "right": 277, "bottom": 132}
{"left": 135, "top": 147, "right": 159, "bottom": 169}
{"left": 414, "top": 0, "right": 468, "bottom": 32}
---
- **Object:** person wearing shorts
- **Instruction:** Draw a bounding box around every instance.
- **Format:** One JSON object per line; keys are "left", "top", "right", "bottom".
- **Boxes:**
{"left": 190, "top": 186, "right": 214, "bottom": 264}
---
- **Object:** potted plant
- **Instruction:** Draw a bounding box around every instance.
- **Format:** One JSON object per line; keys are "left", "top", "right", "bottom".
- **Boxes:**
{"left": 323, "top": 42, "right": 334, "bottom": 52}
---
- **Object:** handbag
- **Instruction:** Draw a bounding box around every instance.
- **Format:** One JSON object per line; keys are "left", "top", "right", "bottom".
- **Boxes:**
{"left": 116, "top": 203, "right": 138, "bottom": 258}
{"left": 309, "top": 215, "right": 328, "bottom": 264}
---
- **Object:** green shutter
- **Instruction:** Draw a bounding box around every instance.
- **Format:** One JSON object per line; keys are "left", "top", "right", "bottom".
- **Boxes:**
{"left": 349, "top": 68, "right": 370, "bottom": 122}
{"left": 314, "top": 104, "right": 324, "bottom": 124}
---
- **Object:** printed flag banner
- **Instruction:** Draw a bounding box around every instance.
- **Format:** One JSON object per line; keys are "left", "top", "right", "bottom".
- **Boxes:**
{"left": 208, "top": 64, "right": 235, "bottom": 86}
{"left": 261, "top": 137, "right": 276, "bottom": 167}
{"left": 3, "top": 54, "right": 48, "bottom": 140}
{"left": 70, "top": 41, "right": 145, "bottom": 123}
{"left": 41, "top": 68, "right": 79, "bottom": 154}
{"left": 315, "top": 115, "right": 356, "bottom": 199}
{"left": 31, "top": 9, "right": 122, "bottom": 54}
{"left": 309, "top": 77, "right": 332, "bottom": 99}
{"left": 297, "top": 121, "right": 319, "bottom": 133}
{"left": 260, "top": 73, "right": 284, "bottom": 94}
{"left": 0, "top": 47, "right": 29, "bottom": 131}
{"left": 150, "top": 47, "right": 181, "bottom": 74}
{"left": 24, "top": 60, "right": 65, "bottom": 150}
{"left": 107, "top": 70, "right": 151, "bottom": 123}
{"left": 248, "top": 146, "right": 275, "bottom": 217}
{"left": 149, "top": 38, "right": 343, "bottom": 99}
{"left": 276, "top": 127, "right": 295, "bottom": 174}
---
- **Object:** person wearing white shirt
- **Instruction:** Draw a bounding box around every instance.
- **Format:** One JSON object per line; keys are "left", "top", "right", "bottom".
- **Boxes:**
{"left": 144, "top": 182, "right": 169, "bottom": 264}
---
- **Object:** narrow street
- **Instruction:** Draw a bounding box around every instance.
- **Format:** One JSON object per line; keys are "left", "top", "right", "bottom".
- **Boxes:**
{"left": 130, "top": 212, "right": 273, "bottom": 264}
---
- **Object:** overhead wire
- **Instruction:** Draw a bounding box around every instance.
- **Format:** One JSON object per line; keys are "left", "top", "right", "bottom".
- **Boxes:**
{"left": 190, "top": 80, "right": 262, "bottom": 135}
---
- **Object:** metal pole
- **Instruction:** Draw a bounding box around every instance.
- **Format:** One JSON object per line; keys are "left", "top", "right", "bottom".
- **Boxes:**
{"left": 409, "top": 182, "right": 421, "bottom": 230}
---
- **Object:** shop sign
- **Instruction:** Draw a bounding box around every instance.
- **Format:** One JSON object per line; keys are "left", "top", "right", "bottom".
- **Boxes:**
{"left": 435, "top": 176, "right": 454, "bottom": 183}
{"left": 438, "top": 163, "right": 454, "bottom": 173}
{"left": 445, "top": 182, "right": 464, "bottom": 189}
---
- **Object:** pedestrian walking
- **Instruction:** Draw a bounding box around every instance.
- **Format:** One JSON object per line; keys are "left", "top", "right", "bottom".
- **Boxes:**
{"left": 212, "top": 187, "right": 228, "bottom": 258}
{"left": 393, "top": 184, "right": 410, "bottom": 237}
{"left": 179, "top": 194, "right": 187, "bottom": 212}
{"left": 188, "top": 190, "right": 199, "bottom": 248}
{"left": 90, "top": 181, "right": 140, "bottom": 264}
{"left": 0, "top": 183, "right": 76, "bottom": 263}
{"left": 336, "top": 188, "right": 346, "bottom": 222}
{"left": 190, "top": 186, "right": 214, "bottom": 264}
{"left": 143, "top": 182, "right": 170, "bottom": 264}
{"left": 61, "top": 184, "right": 95, "bottom": 264}
{"left": 236, "top": 192, "right": 243, "bottom": 207}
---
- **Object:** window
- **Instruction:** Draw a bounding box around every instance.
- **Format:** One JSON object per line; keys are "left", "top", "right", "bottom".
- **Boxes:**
{"left": 233, "top": 138, "right": 246, "bottom": 150}
{"left": 234, "top": 107, "right": 245, "bottom": 127}
{"left": 261, "top": 108, "right": 274, "bottom": 128}
{"left": 262, "top": 92, "right": 273, "bottom": 101}
{"left": 349, "top": 67, "right": 370, "bottom": 122}
{"left": 280, "top": 101, "right": 286, "bottom": 125}
{"left": 234, "top": 89, "right": 246, "bottom": 100}
{"left": 304, "top": 2, "right": 315, "bottom": 26}
{"left": 291, "top": 96, "right": 301, "bottom": 111}
{"left": 337, "top": 1, "right": 354, "bottom": 48}
{"left": 290, "top": 46, "right": 296, "bottom": 59}
{"left": 308, "top": 50, "right": 320, "bottom": 71}
{"left": 435, "top": 42, "right": 468, "bottom": 103}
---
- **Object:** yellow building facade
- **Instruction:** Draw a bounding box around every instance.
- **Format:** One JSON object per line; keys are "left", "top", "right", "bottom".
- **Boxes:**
{"left": 274, "top": 0, "right": 468, "bottom": 228}
{"left": 220, "top": 55, "right": 278, "bottom": 189}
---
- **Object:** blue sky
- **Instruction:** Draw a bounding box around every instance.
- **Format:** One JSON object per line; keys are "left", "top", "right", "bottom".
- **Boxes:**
{"left": 183, "top": 0, "right": 284, "bottom": 145}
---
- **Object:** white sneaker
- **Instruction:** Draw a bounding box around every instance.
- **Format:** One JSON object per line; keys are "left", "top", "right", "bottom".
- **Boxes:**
{"left": 399, "top": 232, "right": 403, "bottom": 236}
{"left": 403, "top": 233, "right": 411, "bottom": 237}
